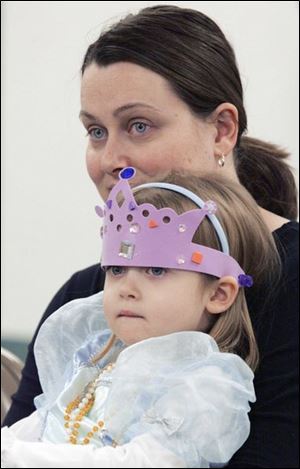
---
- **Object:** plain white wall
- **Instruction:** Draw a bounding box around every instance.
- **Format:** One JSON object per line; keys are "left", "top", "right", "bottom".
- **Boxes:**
{"left": 2, "top": 1, "right": 299, "bottom": 341}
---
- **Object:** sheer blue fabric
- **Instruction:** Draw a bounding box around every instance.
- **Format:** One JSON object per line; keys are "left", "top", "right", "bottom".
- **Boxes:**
{"left": 34, "top": 292, "right": 255, "bottom": 467}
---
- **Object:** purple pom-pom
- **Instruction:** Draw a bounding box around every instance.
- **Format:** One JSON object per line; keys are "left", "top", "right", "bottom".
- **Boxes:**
{"left": 238, "top": 274, "right": 254, "bottom": 288}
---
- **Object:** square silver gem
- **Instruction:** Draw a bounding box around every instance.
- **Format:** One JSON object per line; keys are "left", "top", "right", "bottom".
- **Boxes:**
{"left": 118, "top": 241, "right": 135, "bottom": 259}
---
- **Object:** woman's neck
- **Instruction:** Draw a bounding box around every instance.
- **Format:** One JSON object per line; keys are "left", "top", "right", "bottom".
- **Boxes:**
{"left": 223, "top": 162, "right": 290, "bottom": 233}
{"left": 258, "top": 207, "right": 290, "bottom": 233}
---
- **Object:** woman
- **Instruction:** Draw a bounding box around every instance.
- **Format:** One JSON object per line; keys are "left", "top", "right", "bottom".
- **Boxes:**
{"left": 4, "top": 5, "right": 298, "bottom": 467}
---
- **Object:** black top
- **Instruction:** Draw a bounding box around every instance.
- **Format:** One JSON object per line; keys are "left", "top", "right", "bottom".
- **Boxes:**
{"left": 3, "top": 222, "right": 299, "bottom": 467}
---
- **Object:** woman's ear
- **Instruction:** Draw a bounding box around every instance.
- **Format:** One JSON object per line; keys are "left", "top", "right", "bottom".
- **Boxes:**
{"left": 206, "top": 276, "right": 239, "bottom": 314}
{"left": 210, "top": 103, "right": 239, "bottom": 157}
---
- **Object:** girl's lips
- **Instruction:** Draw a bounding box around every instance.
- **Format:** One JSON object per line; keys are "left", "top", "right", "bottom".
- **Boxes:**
{"left": 118, "top": 310, "right": 144, "bottom": 318}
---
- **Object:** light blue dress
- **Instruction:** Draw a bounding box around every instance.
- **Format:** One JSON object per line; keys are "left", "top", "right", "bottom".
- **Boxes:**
{"left": 32, "top": 291, "right": 255, "bottom": 468}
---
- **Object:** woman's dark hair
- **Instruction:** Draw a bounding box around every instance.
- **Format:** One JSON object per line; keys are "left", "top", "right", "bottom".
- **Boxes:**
{"left": 82, "top": 4, "right": 298, "bottom": 219}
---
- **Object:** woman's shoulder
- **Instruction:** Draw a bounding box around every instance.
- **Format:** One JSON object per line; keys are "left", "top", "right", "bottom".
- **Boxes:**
{"left": 273, "top": 220, "right": 299, "bottom": 280}
{"left": 250, "top": 221, "right": 298, "bottom": 350}
{"left": 40, "top": 263, "right": 105, "bottom": 326}
{"left": 65, "top": 263, "right": 105, "bottom": 295}
{"left": 273, "top": 220, "right": 299, "bottom": 242}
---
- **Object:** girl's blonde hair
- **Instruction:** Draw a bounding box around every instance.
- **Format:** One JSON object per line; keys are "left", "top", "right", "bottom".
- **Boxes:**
{"left": 134, "top": 172, "right": 281, "bottom": 371}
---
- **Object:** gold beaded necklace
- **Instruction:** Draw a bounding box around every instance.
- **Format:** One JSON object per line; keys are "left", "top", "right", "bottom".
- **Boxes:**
{"left": 64, "top": 362, "right": 117, "bottom": 446}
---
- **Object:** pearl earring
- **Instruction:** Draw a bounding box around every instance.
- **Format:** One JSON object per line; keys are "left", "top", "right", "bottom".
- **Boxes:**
{"left": 218, "top": 154, "right": 226, "bottom": 167}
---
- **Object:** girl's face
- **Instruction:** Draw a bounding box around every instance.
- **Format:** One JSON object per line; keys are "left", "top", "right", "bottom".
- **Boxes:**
{"left": 103, "top": 266, "right": 213, "bottom": 345}
{"left": 80, "top": 62, "right": 218, "bottom": 200}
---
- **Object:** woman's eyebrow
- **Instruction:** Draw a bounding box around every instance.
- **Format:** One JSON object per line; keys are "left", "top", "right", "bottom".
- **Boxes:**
{"left": 112, "top": 102, "right": 162, "bottom": 116}
{"left": 79, "top": 103, "right": 161, "bottom": 122}
{"left": 79, "top": 110, "right": 100, "bottom": 122}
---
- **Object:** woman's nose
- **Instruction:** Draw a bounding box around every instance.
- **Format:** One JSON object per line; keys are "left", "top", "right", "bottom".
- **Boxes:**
{"left": 100, "top": 135, "right": 131, "bottom": 177}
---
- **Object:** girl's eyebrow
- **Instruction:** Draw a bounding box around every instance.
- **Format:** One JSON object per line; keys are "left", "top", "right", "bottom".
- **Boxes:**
{"left": 79, "top": 103, "right": 161, "bottom": 122}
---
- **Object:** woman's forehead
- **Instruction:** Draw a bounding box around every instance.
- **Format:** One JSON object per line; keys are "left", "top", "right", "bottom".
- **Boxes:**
{"left": 80, "top": 62, "right": 183, "bottom": 111}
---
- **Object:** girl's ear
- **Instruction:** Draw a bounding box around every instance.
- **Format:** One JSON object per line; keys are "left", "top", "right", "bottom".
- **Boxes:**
{"left": 206, "top": 276, "right": 239, "bottom": 314}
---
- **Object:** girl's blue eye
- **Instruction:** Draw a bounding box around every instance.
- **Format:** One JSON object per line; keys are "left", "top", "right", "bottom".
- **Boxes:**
{"left": 87, "top": 127, "right": 106, "bottom": 140}
{"left": 109, "top": 266, "right": 125, "bottom": 276}
{"left": 148, "top": 267, "right": 166, "bottom": 277}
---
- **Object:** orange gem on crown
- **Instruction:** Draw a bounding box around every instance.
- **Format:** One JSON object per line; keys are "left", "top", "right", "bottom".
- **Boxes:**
{"left": 191, "top": 251, "right": 203, "bottom": 264}
{"left": 148, "top": 219, "right": 159, "bottom": 228}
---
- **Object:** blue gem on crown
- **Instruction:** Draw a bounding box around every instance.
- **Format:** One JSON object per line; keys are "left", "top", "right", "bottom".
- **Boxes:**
{"left": 119, "top": 167, "right": 136, "bottom": 180}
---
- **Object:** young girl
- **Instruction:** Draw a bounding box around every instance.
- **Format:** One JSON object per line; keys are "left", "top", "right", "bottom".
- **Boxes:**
{"left": 1, "top": 168, "right": 280, "bottom": 468}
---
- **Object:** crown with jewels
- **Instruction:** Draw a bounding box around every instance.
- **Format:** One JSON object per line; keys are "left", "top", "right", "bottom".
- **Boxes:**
{"left": 95, "top": 167, "right": 253, "bottom": 288}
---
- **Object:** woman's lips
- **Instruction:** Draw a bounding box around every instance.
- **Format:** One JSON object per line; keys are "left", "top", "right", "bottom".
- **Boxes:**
{"left": 118, "top": 310, "right": 144, "bottom": 318}
{"left": 108, "top": 181, "right": 141, "bottom": 192}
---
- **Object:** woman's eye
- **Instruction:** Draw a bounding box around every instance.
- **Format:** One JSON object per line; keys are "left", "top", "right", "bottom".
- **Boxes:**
{"left": 87, "top": 127, "right": 106, "bottom": 140}
{"left": 147, "top": 267, "right": 166, "bottom": 277}
{"left": 109, "top": 266, "right": 125, "bottom": 276}
{"left": 129, "top": 122, "right": 151, "bottom": 135}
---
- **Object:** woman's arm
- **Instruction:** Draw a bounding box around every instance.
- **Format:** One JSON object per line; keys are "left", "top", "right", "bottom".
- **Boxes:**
{"left": 228, "top": 277, "right": 299, "bottom": 468}
{"left": 228, "top": 223, "right": 299, "bottom": 467}
{"left": 2, "top": 410, "right": 43, "bottom": 442}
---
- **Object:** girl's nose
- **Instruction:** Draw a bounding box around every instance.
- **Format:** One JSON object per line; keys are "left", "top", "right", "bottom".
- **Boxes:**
{"left": 119, "top": 269, "right": 141, "bottom": 300}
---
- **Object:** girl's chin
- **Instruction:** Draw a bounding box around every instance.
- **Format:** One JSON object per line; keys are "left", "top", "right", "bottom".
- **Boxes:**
{"left": 118, "top": 332, "right": 149, "bottom": 346}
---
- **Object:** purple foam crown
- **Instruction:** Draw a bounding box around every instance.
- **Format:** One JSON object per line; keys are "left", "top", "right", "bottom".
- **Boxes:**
{"left": 95, "top": 168, "right": 253, "bottom": 287}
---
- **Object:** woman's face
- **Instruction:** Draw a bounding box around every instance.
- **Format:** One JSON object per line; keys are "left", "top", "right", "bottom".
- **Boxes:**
{"left": 80, "top": 62, "right": 218, "bottom": 200}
